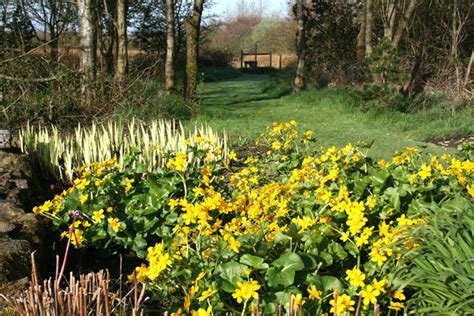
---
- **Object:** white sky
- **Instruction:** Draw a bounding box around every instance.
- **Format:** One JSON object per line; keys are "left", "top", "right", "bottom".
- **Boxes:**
{"left": 208, "top": 0, "right": 290, "bottom": 18}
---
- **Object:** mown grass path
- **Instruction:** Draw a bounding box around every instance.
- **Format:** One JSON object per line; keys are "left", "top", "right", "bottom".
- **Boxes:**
{"left": 194, "top": 74, "right": 468, "bottom": 158}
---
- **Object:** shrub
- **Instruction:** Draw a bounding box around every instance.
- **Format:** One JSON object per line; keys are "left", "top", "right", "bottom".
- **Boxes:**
{"left": 34, "top": 122, "right": 474, "bottom": 315}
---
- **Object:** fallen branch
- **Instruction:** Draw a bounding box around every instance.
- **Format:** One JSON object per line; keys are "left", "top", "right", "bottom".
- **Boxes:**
{"left": 0, "top": 74, "right": 58, "bottom": 83}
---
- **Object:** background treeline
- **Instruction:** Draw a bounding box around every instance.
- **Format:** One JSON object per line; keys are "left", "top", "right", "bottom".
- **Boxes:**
{"left": 0, "top": 0, "right": 208, "bottom": 127}
{"left": 296, "top": 0, "right": 473, "bottom": 111}
{"left": 0, "top": 0, "right": 473, "bottom": 129}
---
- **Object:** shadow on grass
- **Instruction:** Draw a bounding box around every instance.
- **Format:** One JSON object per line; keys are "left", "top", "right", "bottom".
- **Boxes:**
{"left": 200, "top": 74, "right": 284, "bottom": 107}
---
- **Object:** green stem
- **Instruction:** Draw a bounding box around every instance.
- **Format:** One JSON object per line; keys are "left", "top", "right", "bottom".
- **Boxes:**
{"left": 241, "top": 299, "right": 248, "bottom": 316}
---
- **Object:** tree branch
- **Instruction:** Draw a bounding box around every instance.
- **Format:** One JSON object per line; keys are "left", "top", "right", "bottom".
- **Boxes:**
{"left": 0, "top": 74, "right": 57, "bottom": 82}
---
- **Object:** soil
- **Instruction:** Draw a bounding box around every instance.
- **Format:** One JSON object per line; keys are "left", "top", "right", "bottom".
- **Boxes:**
{"left": 429, "top": 134, "right": 474, "bottom": 148}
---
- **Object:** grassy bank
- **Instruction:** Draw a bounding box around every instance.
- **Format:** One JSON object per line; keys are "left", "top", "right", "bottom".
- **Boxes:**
{"left": 193, "top": 74, "right": 474, "bottom": 159}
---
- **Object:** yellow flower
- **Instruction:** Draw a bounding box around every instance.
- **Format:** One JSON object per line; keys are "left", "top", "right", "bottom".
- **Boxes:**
{"left": 371, "top": 278, "right": 386, "bottom": 293}
{"left": 79, "top": 194, "right": 88, "bottom": 204}
{"left": 360, "top": 284, "right": 380, "bottom": 306}
{"left": 191, "top": 305, "right": 212, "bottom": 316}
{"left": 418, "top": 164, "right": 432, "bottom": 180}
{"left": 467, "top": 185, "right": 474, "bottom": 198}
{"left": 190, "top": 284, "right": 199, "bottom": 298}
{"left": 171, "top": 308, "right": 183, "bottom": 316}
{"left": 198, "top": 288, "right": 217, "bottom": 302}
{"left": 307, "top": 285, "right": 322, "bottom": 300}
{"left": 146, "top": 242, "right": 172, "bottom": 281}
{"left": 184, "top": 296, "right": 191, "bottom": 312}
{"left": 92, "top": 209, "right": 105, "bottom": 224}
{"left": 228, "top": 151, "right": 237, "bottom": 161}
{"left": 224, "top": 235, "right": 240, "bottom": 253}
{"left": 128, "top": 264, "right": 148, "bottom": 283}
{"left": 329, "top": 294, "right": 355, "bottom": 315}
{"left": 61, "top": 229, "right": 84, "bottom": 246}
{"left": 95, "top": 179, "right": 104, "bottom": 187}
{"left": 232, "top": 279, "right": 261, "bottom": 303}
{"left": 74, "top": 178, "right": 90, "bottom": 190}
{"left": 106, "top": 206, "right": 113, "bottom": 213}
{"left": 291, "top": 216, "right": 317, "bottom": 233}
{"left": 345, "top": 266, "right": 366, "bottom": 288}
{"left": 388, "top": 301, "right": 404, "bottom": 311}
{"left": 291, "top": 293, "right": 305, "bottom": 310}
{"left": 272, "top": 141, "right": 281, "bottom": 150}
{"left": 378, "top": 159, "right": 389, "bottom": 168}
{"left": 195, "top": 272, "right": 206, "bottom": 282}
{"left": 339, "top": 231, "right": 350, "bottom": 242}
{"left": 108, "top": 217, "right": 121, "bottom": 232}
{"left": 169, "top": 198, "right": 180, "bottom": 209}
{"left": 125, "top": 177, "right": 135, "bottom": 192}
{"left": 393, "top": 289, "right": 406, "bottom": 301}
{"left": 366, "top": 196, "right": 376, "bottom": 210}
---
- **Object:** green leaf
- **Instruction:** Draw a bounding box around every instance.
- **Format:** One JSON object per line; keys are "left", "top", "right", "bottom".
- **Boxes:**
{"left": 272, "top": 253, "right": 305, "bottom": 271}
{"left": 240, "top": 254, "right": 268, "bottom": 270}
{"left": 321, "top": 276, "right": 343, "bottom": 293}
{"left": 216, "top": 261, "right": 247, "bottom": 283}
{"left": 265, "top": 253, "right": 304, "bottom": 288}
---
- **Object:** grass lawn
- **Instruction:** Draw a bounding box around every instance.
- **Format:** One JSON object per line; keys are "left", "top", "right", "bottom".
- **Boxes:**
{"left": 192, "top": 73, "right": 474, "bottom": 159}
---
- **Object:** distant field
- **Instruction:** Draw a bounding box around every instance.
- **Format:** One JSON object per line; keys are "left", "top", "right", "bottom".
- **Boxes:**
{"left": 231, "top": 53, "right": 296, "bottom": 69}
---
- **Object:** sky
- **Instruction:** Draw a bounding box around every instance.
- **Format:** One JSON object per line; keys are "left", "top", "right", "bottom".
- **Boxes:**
{"left": 208, "top": 0, "right": 290, "bottom": 18}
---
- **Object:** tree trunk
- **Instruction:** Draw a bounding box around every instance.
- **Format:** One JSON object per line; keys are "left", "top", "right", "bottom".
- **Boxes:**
{"left": 115, "top": 0, "right": 128, "bottom": 83}
{"left": 78, "top": 0, "right": 96, "bottom": 104}
{"left": 464, "top": 50, "right": 474, "bottom": 89}
{"left": 48, "top": 0, "right": 59, "bottom": 62}
{"left": 184, "top": 0, "right": 204, "bottom": 104}
{"left": 293, "top": 0, "right": 306, "bottom": 92}
{"left": 383, "top": 2, "right": 396, "bottom": 42}
{"left": 391, "top": 0, "right": 417, "bottom": 49}
{"left": 356, "top": 1, "right": 366, "bottom": 62}
{"left": 365, "top": 0, "right": 373, "bottom": 56}
{"left": 164, "top": 0, "right": 176, "bottom": 94}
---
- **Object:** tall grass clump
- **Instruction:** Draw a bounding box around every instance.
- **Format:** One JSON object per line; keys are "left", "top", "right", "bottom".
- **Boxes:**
{"left": 19, "top": 119, "right": 227, "bottom": 182}
{"left": 395, "top": 206, "right": 474, "bottom": 314}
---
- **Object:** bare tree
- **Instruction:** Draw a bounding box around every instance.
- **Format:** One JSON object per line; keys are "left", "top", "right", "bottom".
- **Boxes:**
{"left": 184, "top": 0, "right": 204, "bottom": 103}
{"left": 391, "top": 0, "right": 417, "bottom": 49}
{"left": 379, "top": 0, "right": 418, "bottom": 49}
{"left": 293, "top": 0, "right": 306, "bottom": 91}
{"left": 365, "top": 0, "right": 373, "bottom": 56}
{"left": 356, "top": 1, "right": 366, "bottom": 62}
{"left": 20, "top": 0, "right": 75, "bottom": 62}
{"left": 115, "top": 0, "right": 128, "bottom": 83}
{"left": 164, "top": 0, "right": 176, "bottom": 94}
{"left": 77, "top": 0, "right": 96, "bottom": 104}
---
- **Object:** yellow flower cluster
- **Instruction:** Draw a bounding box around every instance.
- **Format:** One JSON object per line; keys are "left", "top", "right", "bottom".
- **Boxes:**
{"left": 232, "top": 279, "right": 261, "bottom": 303}
{"left": 134, "top": 242, "right": 172, "bottom": 282}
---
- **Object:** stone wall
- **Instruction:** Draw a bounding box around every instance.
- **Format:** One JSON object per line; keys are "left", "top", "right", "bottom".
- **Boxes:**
{"left": 0, "top": 150, "right": 43, "bottom": 297}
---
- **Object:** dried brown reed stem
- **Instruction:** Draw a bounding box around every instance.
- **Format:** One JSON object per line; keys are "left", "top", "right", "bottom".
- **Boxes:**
{"left": 3, "top": 252, "right": 147, "bottom": 315}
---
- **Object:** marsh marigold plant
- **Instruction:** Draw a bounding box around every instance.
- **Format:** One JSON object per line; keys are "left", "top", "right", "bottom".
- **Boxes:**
{"left": 35, "top": 122, "right": 474, "bottom": 315}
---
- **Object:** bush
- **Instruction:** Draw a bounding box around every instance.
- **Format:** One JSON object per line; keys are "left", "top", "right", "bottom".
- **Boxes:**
{"left": 34, "top": 122, "right": 474, "bottom": 315}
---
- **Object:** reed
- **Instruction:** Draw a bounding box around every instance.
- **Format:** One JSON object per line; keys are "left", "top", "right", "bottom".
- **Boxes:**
{"left": 2, "top": 253, "right": 147, "bottom": 316}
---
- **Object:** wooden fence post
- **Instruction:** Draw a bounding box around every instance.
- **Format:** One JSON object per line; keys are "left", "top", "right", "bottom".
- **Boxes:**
{"left": 279, "top": 54, "right": 282, "bottom": 70}
{"left": 269, "top": 51, "right": 272, "bottom": 69}
{"left": 240, "top": 50, "right": 244, "bottom": 69}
